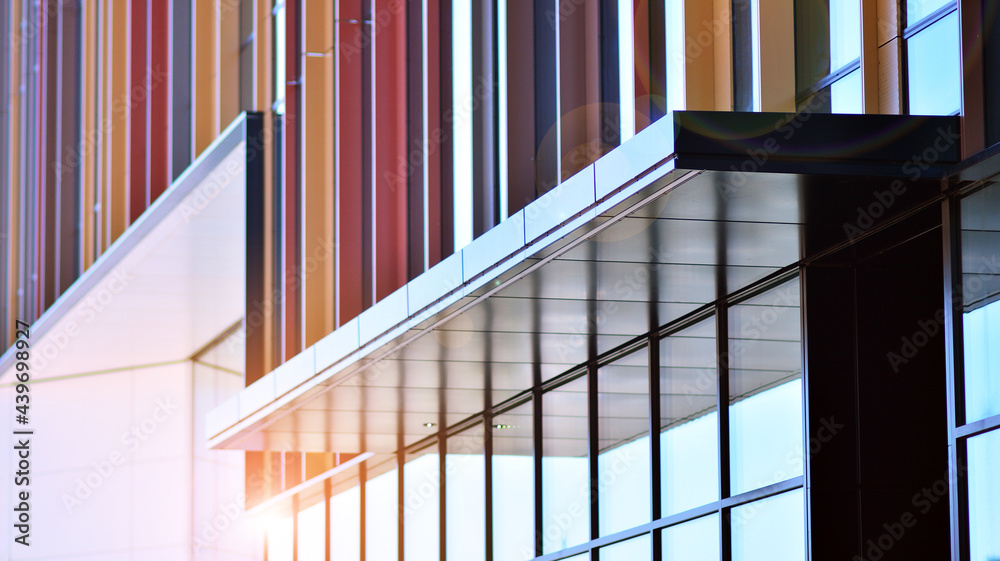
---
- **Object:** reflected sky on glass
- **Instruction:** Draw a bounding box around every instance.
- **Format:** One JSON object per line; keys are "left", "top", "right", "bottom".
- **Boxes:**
{"left": 663, "top": 513, "right": 720, "bottom": 561}
{"left": 299, "top": 501, "right": 325, "bottom": 561}
{"left": 968, "top": 430, "right": 1000, "bottom": 561}
{"left": 405, "top": 452, "right": 440, "bottom": 561}
{"left": 494, "top": 402, "right": 535, "bottom": 561}
{"left": 367, "top": 466, "right": 399, "bottom": 560}
{"left": 831, "top": 69, "right": 862, "bottom": 114}
{"left": 732, "top": 489, "right": 805, "bottom": 561}
{"left": 906, "top": 0, "right": 954, "bottom": 25}
{"left": 601, "top": 533, "right": 651, "bottom": 561}
{"left": 961, "top": 183, "right": 1000, "bottom": 423}
{"left": 330, "top": 485, "right": 361, "bottom": 561}
{"left": 907, "top": 12, "right": 960, "bottom": 115}
{"left": 542, "top": 376, "right": 589, "bottom": 554}
{"left": 830, "top": 0, "right": 861, "bottom": 70}
{"left": 447, "top": 429, "right": 486, "bottom": 560}
{"left": 599, "top": 348, "right": 651, "bottom": 536}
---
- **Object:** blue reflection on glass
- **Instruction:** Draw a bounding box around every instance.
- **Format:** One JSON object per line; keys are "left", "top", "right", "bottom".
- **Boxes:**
{"left": 963, "top": 302, "right": 1000, "bottom": 422}
{"left": 662, "top": 412, "right": 719, "bottom": 515}
{"left": 366, "top": 468, "right": 399, "bottom": 560}
{"left": 730, "top": 380, "right": 804, "bottom": 495}
{"left": 830, "top": 0, "right": 861, "bottom": 70}
{"left": 968, "top": 429, "right": 1000, "bottom": 561}
{"left": 602, "top": 534, "right": 651, "bottom": 561}
{"left": 663, "top": 514, "right": 720, "bottom": 561}
{"left": 732, "top": 489, "right": 805, "bottom": 561}
{"left": 831, "top": 69, "right": 863, "bottom": 114}
{"left": 907, "top": 12, "right": 960, "bottom": 115}
{"left": 906, "top": 0, "right": 954, "bottom": 26}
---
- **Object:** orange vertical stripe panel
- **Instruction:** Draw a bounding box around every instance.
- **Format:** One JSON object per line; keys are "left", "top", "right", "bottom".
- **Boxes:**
{"left": 374, "top": 0, "right": 408, "bottom": 301}
{"left": 300, "top": 0, "right": 335, "bottom": 347}
{"left": 336, "top": 6, "right": 365, "bottom": 326}
{"left": 218, "top": 0, "right": 240, "bottom": 128}
{"left": 193, "top": 0, "right": 218, "bottom": 155}
{"left": 148, "top": 0, "right": 170, "bottom": 203}
{"left": 129, "top": 0, "right": 147, "bottom": 223}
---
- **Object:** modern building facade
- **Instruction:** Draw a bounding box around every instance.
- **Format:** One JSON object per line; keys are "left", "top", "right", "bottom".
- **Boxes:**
{"left": 2, "top": 0, "right": 1000, "bottom": 561}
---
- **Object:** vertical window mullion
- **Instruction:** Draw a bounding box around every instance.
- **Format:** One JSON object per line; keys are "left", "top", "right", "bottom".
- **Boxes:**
{"left": 716, "top": 301, "right": 732, "bottom": 561}
{"left": 942, "top": 194, "right": 967, "bottom": 561}
{"left": 649, "top": 334, "right": 662, "bottom": 561}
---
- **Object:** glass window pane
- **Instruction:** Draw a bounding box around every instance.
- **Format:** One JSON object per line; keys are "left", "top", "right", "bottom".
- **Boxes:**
{"left": 493, "top": 402, "right": 535, "bottom": 561}
{"left": 601, "top": 533, "right": 651, "bottom": 561}
{"left": 906, "top": 0, "right": 953, "bottom": 26}
{"left": 729, "top": 279, "right": 803, "bottom": 496}
{"left": 330, "top": 469, "right": 361, "bottom": 561}
{"left": 968, "top": 429, "right": 1000, "bottom": 561}
{"left": 961, "top": 183, "right": 1000, "bottom": 422}
{"left": 660, "top": 318, "right": 719, "bottom": 516}
{"left": 299, "top": 500, "right": 326, "bottom": 561}
{"left": 796, "top": 0, "right": 861, "bottom": 91}
{"left": 907, "top": 12, "right": 960, "bottom": 115}
{"left": 447, "top": 426, "right": 486, "bottom": 560}
{"left": 732, "top": 489, "right": 805, "bottom": 561}
{"left": 663, "top": 514, "right": 720, "bottom": 561}
{"left": 831, "top": 69, "right": 862, "bottom": 114}
{"left": 542, "top": 375, "right": 590, "bottom": 554}
{"left": 366, "top": 460, "right": 399, "bottom": 560}
{"left": 267, "top": 515, "right": 293, "bottom": 561}
{"left": 404, "top": 447, "right": 440, "bottom": 561}
{"left": 599, "top": 347, "right": 651, "bottom": 536}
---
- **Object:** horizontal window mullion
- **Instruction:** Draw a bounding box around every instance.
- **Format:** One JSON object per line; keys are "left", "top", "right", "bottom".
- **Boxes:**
{"left": 955, "top": 413, "right": 1000, "bottom": 440}
{"left": 902, "top": 2, "right": 959, "bottom": 40}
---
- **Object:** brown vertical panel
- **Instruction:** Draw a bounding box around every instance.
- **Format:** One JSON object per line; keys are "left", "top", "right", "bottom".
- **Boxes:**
{"left": 283, "top": 0, "right": 302, "bottom": 358}
{"left": 246, "top": 450, "right": 267, "bottom": 509}
{"left": 219, "top": 0, "right": 241, "bottom": 128}
{"left": 148, "top": 0, "right": 170, "bottom": 203}
{"left": 109, "top": 0, "right": 129, "bottom": 245}
{"left": 505, "top": 1, "right": 535, "bottom": 215}
{"left": 41, "top": 0, "right": 59, "bottom": 310}
{"left": 757, "top": 0, "right": 796, "bottom": 111}
{"left": 81, "top": 0, "right": 96, "bottom": 270}
{"left": 373, "top": 0, "right": 408, "bottom": 301}
{"left": 129, "top": 0, "right": 147, "bottom": 224}
{"left": 426, "top": 0, "right": 449, "bottom": 265}
{"left": 685, "top": 0, "right": 717, "bottom": 110}
{"left": 861, "top": 0, "right": 880, "bottom": 112}
{"left": 255, "top": 0, "right": 272, "bottom": 112}
{"left": 560, "top": 0, "right": 602, "bottom": 181}
{"left": 959, "top": 0, "right": 986, "bottom": 157}
{"left": 713, "top": 0, "right": 733, "bottom": 110}
{"left": 193, "top": 0, "right": 218, "bottom": 155}
{"left": 471, "top": 0, "right": 495, "bottom": 236}
{"left": 336, "top": 4, "right": 366, "bottom": 327}
{"left": 876, "top": 0, "right": 902, "bottom": 114}
{"left": 301, "top": 0, "right": 335, "bottom": 347}
{"left": 56, "top": 1, "right": 81, "bottom": 296}
{"left": 7, "top": 0, "right": 23, "bottom": 327}
{"left": 406, "top": 0, "right": 425, "bottom": 278}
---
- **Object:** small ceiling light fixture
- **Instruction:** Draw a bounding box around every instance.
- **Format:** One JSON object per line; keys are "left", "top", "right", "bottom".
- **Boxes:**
{"left": 423, "top": 422, "right": 437, "bottom": 428}
{"left": 493, "top": 424, "right": 513, "bottom": 429}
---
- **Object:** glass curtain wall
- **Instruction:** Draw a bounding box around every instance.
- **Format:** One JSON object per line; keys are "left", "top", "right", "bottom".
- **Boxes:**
{"left": 262, "top": 276, "right": 805, "bottom": 560}
{"left": 956, "top": 181, "right": 1000, "bottom": 561}
{"left": 794, "top": 0, "right": 862, "bottom": 112}
{"left": 905, "top": 0, "right": 960, "bottom": 115}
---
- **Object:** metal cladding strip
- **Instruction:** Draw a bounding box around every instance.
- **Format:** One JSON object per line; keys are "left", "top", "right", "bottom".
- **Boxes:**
{"left": 0, "top": 114, "right": 250, "bottom": 379}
